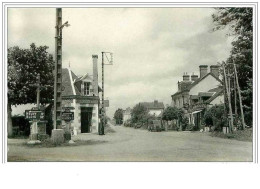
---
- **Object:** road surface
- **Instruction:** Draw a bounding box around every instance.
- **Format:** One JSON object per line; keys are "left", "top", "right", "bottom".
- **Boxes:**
{"left": 8, "top": 122, "right": 252, "bottom": 161}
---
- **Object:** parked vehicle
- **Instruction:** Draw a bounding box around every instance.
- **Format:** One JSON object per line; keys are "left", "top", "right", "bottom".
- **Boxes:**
{"left": 148, "top": 120, "right": 162, "bottom": 132}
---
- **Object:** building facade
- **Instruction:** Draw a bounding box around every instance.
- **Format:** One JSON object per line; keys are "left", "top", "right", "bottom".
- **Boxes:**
{"left": 139, "top": 100, "right": 165, "bottom": 117}
{"left": 123, "top": 107, "right": 132, "bottom": 124}
{"left": 171, "top": 65, "right": 224, "bottom": 129}
{"left": 61, "top": 55, "right": 101, "bottom": 135}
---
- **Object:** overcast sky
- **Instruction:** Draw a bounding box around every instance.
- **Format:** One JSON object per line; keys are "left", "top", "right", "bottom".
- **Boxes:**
{"left": 8, "top": 8, "right": 232, "bottom": 118}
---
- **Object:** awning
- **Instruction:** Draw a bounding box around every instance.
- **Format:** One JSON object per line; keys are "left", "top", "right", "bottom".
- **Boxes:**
{"left": 191, "top": 110, "right": 202, "bottom": 114}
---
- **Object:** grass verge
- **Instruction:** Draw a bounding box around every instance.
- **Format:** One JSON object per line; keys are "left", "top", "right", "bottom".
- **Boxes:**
{"left": 210, "top": 128, "right": 253, "bottom": 142}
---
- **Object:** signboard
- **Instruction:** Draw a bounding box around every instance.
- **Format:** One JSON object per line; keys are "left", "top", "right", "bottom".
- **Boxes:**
{"left": 104, "top": 100, "right": 109, "bottom": 107}
{"left": 25, "top": 110, "right": 44, "bottom": 120}
{"left": 76, "top": 99, "right": 99, "bottom": 104}
{"left": 61, "top": 112, "right": 74, "bottom": 122}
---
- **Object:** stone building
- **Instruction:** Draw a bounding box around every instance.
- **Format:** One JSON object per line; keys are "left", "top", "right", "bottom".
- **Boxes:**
{"left": 171, "top": 65, "right": 224, "bottom": 129}
{"left": 61, "top": 55, "right": 102, "bottom": 135}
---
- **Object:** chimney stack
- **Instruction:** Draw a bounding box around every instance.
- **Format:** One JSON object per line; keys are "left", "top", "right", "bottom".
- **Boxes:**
{"left": 92, "top": 55, "right": 98, "bottom": 96}
{"left": 210, "top": 65, "right": 220, "bottom": 78}
{"left": 191, "top": 74, "right": 199, "bottom": 81}
{"left": 183, "top": 72, "right": 190, "bottom": 81}
{"left": 199, "top": 65, "right": 208, "bottom": 78}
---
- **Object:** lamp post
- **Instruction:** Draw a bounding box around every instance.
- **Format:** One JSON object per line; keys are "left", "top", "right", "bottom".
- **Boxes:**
{"left": 53, "top": 8, "right": 70, "bottom": 130}
{"left": 99, "top": 52, "right": 113, "bottom": 135}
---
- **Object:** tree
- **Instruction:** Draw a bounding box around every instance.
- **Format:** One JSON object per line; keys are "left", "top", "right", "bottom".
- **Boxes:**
{"left": 130, "top": 104, "right": 149, "bottom": 125}
{"left": 113, "top": 108, "right": 123, "bottom": 125}
{"left": 162, "top": 106, "right": 184, "bottom": 130}
{"left": 8, "top": 43, "right": 54, "bottom": 137}
{"left": 212, "top": 8, "right": 253, "bottom": 126}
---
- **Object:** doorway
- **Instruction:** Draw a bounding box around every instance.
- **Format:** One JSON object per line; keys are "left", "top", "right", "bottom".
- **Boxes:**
{"left": 81, "top": 107, "right": 93, "bottom": 133}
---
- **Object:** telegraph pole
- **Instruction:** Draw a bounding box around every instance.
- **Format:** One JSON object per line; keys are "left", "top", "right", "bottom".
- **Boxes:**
{"left": 54, "top": 8, "right": 63, "bottom": 130}
{"left": 99, "top": 52, "right": 113, "bottom": 135}
{"left": 233, "top": 64, "right": 246, "bottom": 130}
{"left": 100, "top": 52, "right": 105, "bottom": 135}
{"left": 223, "top": 64, "right": 234, "bottom": 132}
{"left": 52, "top": 8, "right": 70, "bottom": 144}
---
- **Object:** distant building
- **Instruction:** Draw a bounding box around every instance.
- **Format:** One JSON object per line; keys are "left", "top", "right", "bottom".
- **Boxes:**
{"left": 123, "top": 107, "right": 131, "bottom": 123}
{"left": 61, "top": 55, "right": 102, "bottom": 135}
{"left": 139, "top": 100, "right": 165, "bottom": 117}
{"left": 171, "top": 65, "right": 224, "bottom": 128}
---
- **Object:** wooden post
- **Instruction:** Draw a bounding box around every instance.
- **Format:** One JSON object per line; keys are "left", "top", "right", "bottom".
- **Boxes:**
{"left": 36, "top": 74, "right": 40, "bottom": 109}
{"left": 233, "top": 64, "right": 246, "bottom": 130}
{"left": 234, "top": 77, "right": 238, "bottom": 116}
{"left": 223, "top": 64, "right": 234, "bottom": 132}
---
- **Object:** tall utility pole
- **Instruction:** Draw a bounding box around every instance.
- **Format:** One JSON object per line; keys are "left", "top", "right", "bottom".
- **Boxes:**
{"left": 223, "top": 64, "right": 234, "bottom": 132}
{"left": 233, "top": 64, "right": 246, "bottom": 130}
{"left": 99, "top": 52, "right": 113, "bottom": 135}
{"left": 54, "top": 8, "right": 63, "bottom": 130}
{"left": 100, "top": 52, "right": 105, "bottom": 135}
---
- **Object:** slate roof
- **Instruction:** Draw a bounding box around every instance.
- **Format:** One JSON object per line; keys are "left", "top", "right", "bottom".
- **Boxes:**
{"left": 171, "top": 72, "right": 223, "bottom": 97}
{"left": 62, "top": 68, "right": 74, "bottom": 96}
{"left": 62, "top": 68, "right": 102, "bottom": 97}
{"left": 139, "top": 101, "right": 165, "bottom": 110}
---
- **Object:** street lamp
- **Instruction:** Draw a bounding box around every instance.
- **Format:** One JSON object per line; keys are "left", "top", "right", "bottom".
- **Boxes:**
{"left": 99, "top": 52, "right": 113, "bottom": 135}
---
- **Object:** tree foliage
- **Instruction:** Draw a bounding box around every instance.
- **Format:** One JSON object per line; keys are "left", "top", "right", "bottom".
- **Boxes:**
{"left": 8, "top": 43, "right": 54, "bottom": 105}
{"left": 130, "top": 104, "right": 149, "bottom": 125}
{"left": 212, "top": 8, "right": 253, "bottom": 126}
{"left": 162, "top": 106, "right": 184, "bottom": 121}
{"left": 7, "top": 43, "right": 55, "bottom": 137}
{"left": 113, "top": 108, "right": 123, "bottom": 125}
{"left": 204, "top": 104, "right": 228, "bottom": 131}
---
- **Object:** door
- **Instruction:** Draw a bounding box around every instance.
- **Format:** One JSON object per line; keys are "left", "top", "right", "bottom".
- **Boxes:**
{"left": 81, "top": 107, "right": 93, "bottom": 133}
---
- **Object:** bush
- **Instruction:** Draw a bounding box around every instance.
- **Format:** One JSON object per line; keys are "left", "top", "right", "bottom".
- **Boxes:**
{"left": 204, "top": 104, "right": 228, "bottom": 131}
{"left": 11, "top": 115, "right": 30, "bottom": 136}
{"left": 181, "top": 117, "right": 189, "bottom": 131}
{"left": 185, "top": 123, "right": 196, "bottom": 131}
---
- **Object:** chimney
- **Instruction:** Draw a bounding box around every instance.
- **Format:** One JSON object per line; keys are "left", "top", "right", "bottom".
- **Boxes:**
{"left": 183, "top": 72, "right": 190, "bottom": 81}
{"left": 210, "top": 65, "right": 220, "bottom": 78}
{"left": 154, "top": 100, "right": 158, "bottom": 106}
{"left": 199, "top": 65, "right": 208, "bottom": 78}
{"left": 191, "top": 74, "right": 199, "bottom": 81}
{"left": 92, "top": 55, "right": 98, "bottom": 96}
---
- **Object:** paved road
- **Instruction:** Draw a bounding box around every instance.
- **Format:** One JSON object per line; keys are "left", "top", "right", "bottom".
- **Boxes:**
{"left": 8, "top": 122, "right": 252, "bottom": 162}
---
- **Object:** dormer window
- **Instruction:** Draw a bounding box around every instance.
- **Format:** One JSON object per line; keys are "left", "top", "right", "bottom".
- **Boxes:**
{"left": 84, "top": 82, "right": 90, "bottom": 96}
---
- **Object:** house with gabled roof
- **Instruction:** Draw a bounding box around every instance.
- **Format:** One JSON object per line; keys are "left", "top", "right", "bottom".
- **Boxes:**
{"left": 61, "top": 55, "right": 102, "bottom": 135}
{"left": 171, "top": 65, "right": 224, "bottom": 129}
{"left": 139, "top": 100, "right": 165, "bottom": 117}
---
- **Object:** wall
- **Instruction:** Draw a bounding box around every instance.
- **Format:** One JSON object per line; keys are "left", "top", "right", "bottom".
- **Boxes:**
{"left": 189, "top": 75, "right": 221, "bottom": 96}
{"left": 210, "top": 94, "right": 224, "bottom": 105}
{"left": 149, "top": 109, "right": 163, "bottom": 116}
{"left": 123, "top": 114, "right": 131, "bottom": 123}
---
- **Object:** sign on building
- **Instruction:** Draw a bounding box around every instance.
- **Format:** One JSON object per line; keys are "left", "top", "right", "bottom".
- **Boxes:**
{"left": 104, "top": 100, "right": 109, "bottom": 107}
{"left": 61, "top": 112, "right": 74, "bottom": 122}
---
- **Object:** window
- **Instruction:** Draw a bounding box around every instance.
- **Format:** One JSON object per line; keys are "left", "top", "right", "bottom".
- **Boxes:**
{"left": 84, "top": 82, "right": 90, "bottom": 96}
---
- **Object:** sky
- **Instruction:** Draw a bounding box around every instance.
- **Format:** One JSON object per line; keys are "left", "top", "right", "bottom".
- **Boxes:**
{"left": 8, "top": 8, "right": 232, "bottom": 118}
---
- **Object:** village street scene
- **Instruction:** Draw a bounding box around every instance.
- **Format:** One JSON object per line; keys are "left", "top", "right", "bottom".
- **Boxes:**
{"left": 7, "top": 7, "right": 253, "bottom": 162}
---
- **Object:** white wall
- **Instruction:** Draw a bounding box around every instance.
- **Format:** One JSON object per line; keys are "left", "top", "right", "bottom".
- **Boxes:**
{"left": 210, "top": 94, "right": 224, "bottom": 105}
{"left": 149, "top": 109, "right": 163, "bottom": 116}
{"left": 189, "top": 75, "right": 221, "bottom": 96}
